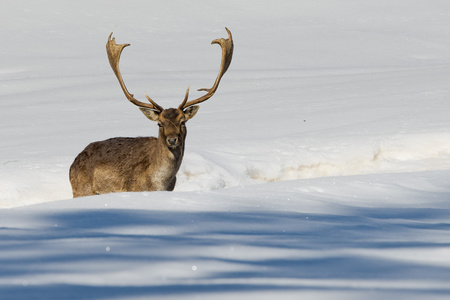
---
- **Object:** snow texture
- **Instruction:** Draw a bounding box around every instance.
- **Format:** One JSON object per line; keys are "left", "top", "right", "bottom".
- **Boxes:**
{"left": 1, "top": 1, "right": 450, "bottom": 299}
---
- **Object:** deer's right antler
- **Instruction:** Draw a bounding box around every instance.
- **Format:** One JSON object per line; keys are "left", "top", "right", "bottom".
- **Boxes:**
{"left": 106, "top": 33, "right": 163, "bottom": 112}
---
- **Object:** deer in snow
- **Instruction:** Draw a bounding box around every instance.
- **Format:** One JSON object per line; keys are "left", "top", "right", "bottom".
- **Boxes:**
{"left": 69, "top": 28, "right": 233, "bottom": 198}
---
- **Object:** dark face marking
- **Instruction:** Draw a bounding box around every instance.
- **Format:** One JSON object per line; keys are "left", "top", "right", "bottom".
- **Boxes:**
{"left": 158, "top": 108, "right": 187, "bottom": 149}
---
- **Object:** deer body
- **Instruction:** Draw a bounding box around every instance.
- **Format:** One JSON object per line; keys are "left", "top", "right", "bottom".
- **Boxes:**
{"left": 70, "top": 137, "right": 177, "bottom": 197}
{"left": 69, "top": 29, "right": 233, "bottom": 198}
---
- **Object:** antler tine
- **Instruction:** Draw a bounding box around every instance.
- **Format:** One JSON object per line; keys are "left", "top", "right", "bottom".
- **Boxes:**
{"left": 106, "top": 33, "right": 163, "bottom": 112}
{"left": 144, "top": 93, "right": 164, "bottom": 112}
{"left": 178, "top": 86, "right": 190, "bottom": 109}
{"left": 179, "top": 27, "right": 234, "bottom": 110}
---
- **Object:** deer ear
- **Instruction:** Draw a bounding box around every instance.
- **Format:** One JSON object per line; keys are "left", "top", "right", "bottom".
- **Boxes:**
{"left": 183, "top": 105, "right": 199, "bottom": 120}
{"left": 139, "top": 107, "right": 160, "bottom": 121}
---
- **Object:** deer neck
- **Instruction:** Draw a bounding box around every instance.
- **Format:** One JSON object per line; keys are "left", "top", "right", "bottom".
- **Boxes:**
{"left": 153, "top": 135, "right": 185, "bottom": 174}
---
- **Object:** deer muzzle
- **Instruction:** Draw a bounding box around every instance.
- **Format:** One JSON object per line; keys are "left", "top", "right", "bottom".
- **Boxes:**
{"left": 166, "top": 136, "right": 179, "bottom": 148}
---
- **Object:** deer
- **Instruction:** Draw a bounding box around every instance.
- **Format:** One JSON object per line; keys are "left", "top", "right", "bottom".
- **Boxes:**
{"left": 69, "top": 28, "right": 233, "bottom": 198}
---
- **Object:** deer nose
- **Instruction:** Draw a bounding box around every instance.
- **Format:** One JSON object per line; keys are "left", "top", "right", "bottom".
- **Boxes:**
{"left": 167, "top": 136, "right": 179, "bottom": 146}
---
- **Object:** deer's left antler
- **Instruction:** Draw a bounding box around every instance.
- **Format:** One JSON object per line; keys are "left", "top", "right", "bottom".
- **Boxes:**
{"left": 179, "top": 27, "right": 234, "bottom": 110}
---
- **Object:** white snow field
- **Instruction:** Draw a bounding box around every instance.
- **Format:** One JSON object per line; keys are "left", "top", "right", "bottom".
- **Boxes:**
{"left": 1, "top": 0, "right": 450, "bottom": 299}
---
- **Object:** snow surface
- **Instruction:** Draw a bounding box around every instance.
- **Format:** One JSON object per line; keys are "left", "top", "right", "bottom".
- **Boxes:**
{"left": 1, "top": 0, "right": 450, "bottom": 299}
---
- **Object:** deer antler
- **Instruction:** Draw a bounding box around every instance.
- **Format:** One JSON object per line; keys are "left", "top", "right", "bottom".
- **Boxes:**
{"left": 106, "top": 33, "right": 163, "bottom": 112}
{"left": 179, "top": 27, "right": 234, "bottom": 110}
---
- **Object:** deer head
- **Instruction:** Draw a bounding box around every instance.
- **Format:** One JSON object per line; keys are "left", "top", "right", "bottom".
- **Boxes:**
{"left": 106, "top": 28, "right": 234, "bottom": 149}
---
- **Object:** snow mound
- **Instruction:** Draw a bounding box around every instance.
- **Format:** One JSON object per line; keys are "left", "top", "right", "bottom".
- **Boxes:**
{"left": 2, "top": 131, "right": 450, "bottom": 208}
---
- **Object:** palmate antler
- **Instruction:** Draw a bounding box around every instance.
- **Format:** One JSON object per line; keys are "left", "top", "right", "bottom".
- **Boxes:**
{"left": 106, "top": 28, "right": 233, "bottom": 112}
{"left": 106, "top": 33, "right": 164, "bottom": 112}
{"left": 178, "top": 27, "right": 234, "bottom": 110}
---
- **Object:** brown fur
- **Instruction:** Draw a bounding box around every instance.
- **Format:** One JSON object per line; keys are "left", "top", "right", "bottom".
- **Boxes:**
{"left": 69, "top": 108, "right": 197, "bottom": 197}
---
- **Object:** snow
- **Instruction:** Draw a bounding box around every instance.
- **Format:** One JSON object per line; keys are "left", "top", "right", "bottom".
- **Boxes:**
{"left": 1, "top": 0, "right": 450, "bottom": 299}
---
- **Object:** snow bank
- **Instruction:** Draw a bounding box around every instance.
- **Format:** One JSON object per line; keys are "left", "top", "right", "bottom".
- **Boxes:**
{"left": 1, "top": 170, "right": 450, "bottom": 299}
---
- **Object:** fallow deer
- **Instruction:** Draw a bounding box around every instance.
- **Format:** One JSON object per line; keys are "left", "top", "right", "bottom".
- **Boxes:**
{"left": 69, "top": 28, "right": 233, "bottom": 197}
